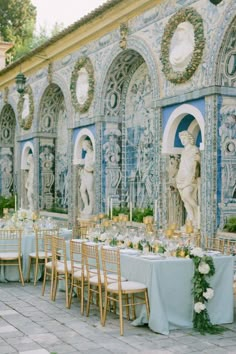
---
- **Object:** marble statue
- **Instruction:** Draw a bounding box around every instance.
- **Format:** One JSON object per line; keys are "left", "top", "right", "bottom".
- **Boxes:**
{"left": 169, "top": 21, "right": 195, "bottom": 72}
{"left": 78, "top": 139, "right": 95, "bottom": 215}
{"left": 176, "top": 131, "right": 200, "bottom": 228}
{"left": 25, "top": 154, "right": 34, "bottom": 211}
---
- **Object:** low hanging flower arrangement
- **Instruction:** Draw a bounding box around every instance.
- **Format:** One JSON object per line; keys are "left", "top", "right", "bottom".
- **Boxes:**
{"left": 190, "top": 247, "right": 225, "bottom": 334}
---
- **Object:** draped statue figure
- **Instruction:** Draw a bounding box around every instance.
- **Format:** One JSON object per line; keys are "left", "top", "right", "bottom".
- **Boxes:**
{"left": 78, "top": 139, "right": 95, "bottom": 216}
{"left": 25, "top": 154, "right": 34, "bottom": 211}
{"left": 176, "top": 131, "right": 200, "bottom": 228}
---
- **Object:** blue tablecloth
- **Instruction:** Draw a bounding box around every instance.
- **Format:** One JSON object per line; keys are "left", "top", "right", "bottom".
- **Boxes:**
{"left": 0, "top": 229, "right": 72, "bottom": 282}
{"left": 120, "top": 254, "right": 234, "bottom": 334}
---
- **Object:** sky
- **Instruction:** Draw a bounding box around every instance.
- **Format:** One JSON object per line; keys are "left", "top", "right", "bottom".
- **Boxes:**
{"left": 31, "top": 0, "right": 108, "bottom": 32}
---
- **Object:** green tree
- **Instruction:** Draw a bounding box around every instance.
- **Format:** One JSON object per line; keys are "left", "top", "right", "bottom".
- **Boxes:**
{"left": 0, "top": 0, "right": 36, "bottom": 60}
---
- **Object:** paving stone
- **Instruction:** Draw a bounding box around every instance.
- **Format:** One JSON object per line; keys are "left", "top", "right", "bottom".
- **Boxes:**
{"left": 0, "top": 282, "right": 235, "bottom": 354}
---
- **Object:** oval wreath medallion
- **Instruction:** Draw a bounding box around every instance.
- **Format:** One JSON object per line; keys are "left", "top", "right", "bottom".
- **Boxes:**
{"left": 160, "top": 7, "right": 205, "bottom": 84}
{"left": 17, "top": 85, "right": 34, "bottom": 130}
{"left": 70, "top": 57, "right": 95, "bottom": 113}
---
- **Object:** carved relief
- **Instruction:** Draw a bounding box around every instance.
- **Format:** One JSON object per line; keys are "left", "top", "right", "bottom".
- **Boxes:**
{"left": 0, "top": 104, "right": 15, "bottom": 146}
{"left": 160, "top": 7, "right": 205, "bottom": 84}
{"left": 0, "top": 149, "right": 13, "bottom": 197}
{"left": 39, "top": 145, "right": 55, "bottom": 210}
{"left": 17, "top": 85, "right": 34, "bottom": 130}
{"left": 70, "top": 57, "right": 94, "bottom": 113}
{"left": 119, "top": 22, "right": 128, "bottom": 49}
{"left": 39, "top": 85, "right": 63, "bottom": 133}
{"left": 220, "top": 97, "right": 236, "bottom": 203}
{"left": 103, "top": 127, "right": 121, "bottom": 203}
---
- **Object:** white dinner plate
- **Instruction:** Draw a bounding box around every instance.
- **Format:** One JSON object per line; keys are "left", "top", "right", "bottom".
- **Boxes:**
{"left": 140, "top": 254, "right": 164, "bottom": 260}
{"left": 120, "top": 249, "right": 140, "bottom": 255}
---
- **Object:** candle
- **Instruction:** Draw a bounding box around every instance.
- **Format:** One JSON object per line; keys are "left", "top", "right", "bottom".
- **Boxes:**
{"left": 154, "top": 199, "right": 158, "bottom": 223}
{"left": 129, "top": 201, "right": 132, "bottom": 222}
{"left": 110, "top": 198, "right": 113, "bottom": 220}
{"left": 14, "top": 194, "right": 17, "bottom": 212}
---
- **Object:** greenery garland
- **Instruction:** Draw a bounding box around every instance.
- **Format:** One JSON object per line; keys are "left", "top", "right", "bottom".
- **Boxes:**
{"left": 70, "top": 57, "right": 95, "bottom": 113}
{"left": 190, "top": 247, "right": 225, "bottom": 334}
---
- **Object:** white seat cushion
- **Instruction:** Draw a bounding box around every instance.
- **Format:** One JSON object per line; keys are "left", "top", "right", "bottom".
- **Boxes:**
{"left": 55, "top": 260, "right": 71, "bottom": 273}
{"left": 90, "top": 273, "right": 127, "bottom": 285}
{"left": 45, "top": 261, "right": 53, "bottom": 269}
{"left": 0, "top": 252, "right": 19, "bottom": 260}
{"left": 29, "top": 251, "right": 52, "bottom": 259}
{"left": 107, "top": 280, "right": 147, "bottom": 292}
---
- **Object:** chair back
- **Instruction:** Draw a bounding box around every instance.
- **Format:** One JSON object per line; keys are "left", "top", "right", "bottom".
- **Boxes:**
{"left": 101, "top": 247, "right": 122, "bottom": 289}
{"left": 70, "top": 240, "right": 84, "bottom": 276}
{"left": 52, "top": 236, "right": 68, "bottom": 273}
{"left": 34, "top": 227, "right": 59, "bottom": 256}
{"left": 72, "top": 225, "right": 89, "bottom": 239}
{"left": 0, "top": 229, "right": 22, "bottom": 261}
{"left": 204, "top": 237, "right": 225, "bottom": 253}
{"left": 82, "top": 243, "right": 101, "bottom": 281}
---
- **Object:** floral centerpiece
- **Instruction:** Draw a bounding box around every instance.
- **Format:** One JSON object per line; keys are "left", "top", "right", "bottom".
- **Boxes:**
{"left": 190, "top": 247, "right": 225, "bottom": 334}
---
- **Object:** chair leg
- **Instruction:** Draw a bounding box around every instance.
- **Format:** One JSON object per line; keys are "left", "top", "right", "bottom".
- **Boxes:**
{"left": 18, "top": 257, "right": 24, "bottom": 286}
{"left": 144, "top": 289, "right": 150, "bottom": 320}
{"left": 41, "top": 267, "right": 47, "bottom": 296}
{"left": 118, "top": 292, "right": 124, "bottom": 336}
{"left": 34, "top": 258, "right": 39, "bottom": 286}
{"left": 68, "top": 278, "right": 74, "bottom": 309}
{"left": 98, "top": 285, "right": 103, "bottom": 324}
{"left": 86, "top": 285, "right": 92, "bottom": 317}
{"left": 52, "top": 273, "right": 58, "bottom": 301}
{"left": 131, "top": 294, "right": 136, "bottom": 320}
{"left": 102, "top": 290, "right": 108, "bottom": 326}
{"left": 80, "top": 278, "right": 84, "bottom": 315}
{"left": 125, "top": 294, "right": 130, "bottom": 320}
{"left": 65, "top": 273, "right": 69, "bottom": 308}
{"left": 27, "top": 256, "right": 32, "bottom": 283}
{"left": 50, "top": 267, "right": 55, "bottom": 300}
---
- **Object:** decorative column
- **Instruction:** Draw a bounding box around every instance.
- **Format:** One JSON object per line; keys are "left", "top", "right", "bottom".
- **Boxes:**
{"left": 201, "top": 95, "right": 218, "bottom": 237}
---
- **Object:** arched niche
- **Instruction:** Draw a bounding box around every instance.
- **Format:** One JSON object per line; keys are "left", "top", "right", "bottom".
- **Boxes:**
{"left": 73, "top": 128, "right": 95, "bottom": 165}
{"left": 21, "top": 141, "right": 34, "bottom": 170}
{"left": 162, "top": 104, "right": 205, "bottom": 154}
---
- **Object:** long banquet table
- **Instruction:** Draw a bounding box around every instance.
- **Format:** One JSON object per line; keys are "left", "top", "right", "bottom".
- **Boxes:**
{"left": 119, "top": 253, "right": 234, "bottom": 335}
{"left": 0, "top": 228, "right": 72, "bottom": 283}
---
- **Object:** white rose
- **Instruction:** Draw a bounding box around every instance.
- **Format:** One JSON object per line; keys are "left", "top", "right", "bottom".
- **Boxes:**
{"left": 203, "top": 288, "right": 214, "bottom": 300}
{"left": 198, "top": 262, "right": 210, "bottom": 275}
{"left": 194, "top": 302, "right": 206, "bottom": 313}
{"left": 190, "top": 247, "right": 204, "bottom": 258}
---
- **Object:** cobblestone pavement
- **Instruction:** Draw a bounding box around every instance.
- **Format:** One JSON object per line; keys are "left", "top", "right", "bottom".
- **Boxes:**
{"left": 0, "top": 282, "right": 235, "bottom": 354}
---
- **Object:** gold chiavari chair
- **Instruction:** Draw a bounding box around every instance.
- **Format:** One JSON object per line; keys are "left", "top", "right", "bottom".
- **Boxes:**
{"left": 68, "top": 239, "right": 86, "bottom": 313}
{"left": 82, "top": 243, "right": 103, "bottom": 323}
{"left": 0, "top": 229, "right": 24, "bottom": 286}
{"left": 101, "top": 246, "right": 150, "bottom": 336}
{"left": 41, "top": 234, "right": 54, "bottom": 299}
{"left": 27, "top": 227, "right": 59, "bottom": 285}
{"left": 72, "top": 225, "right": 89, "bottom": 239}
{"left": 204, "top": 237, "right": 225, "bottom": 253}
{"left": 51, "top": 236, "right": 71, "bottom": 308}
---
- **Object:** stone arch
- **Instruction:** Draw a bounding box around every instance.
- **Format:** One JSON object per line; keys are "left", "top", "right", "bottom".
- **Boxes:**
{"left": 21, "top": 141, "right": 34, "bottom": 170}
{"left": 207, "top": 1, "right": 236, "bottom": 85}
{"left": 96, "top": 35, "right": 160, "bottom": 210}
{"left": 73, "top": 128, "right": 95, "bottom": 165}
{"left": 162, "top": 104, "right": 205, "bottom": 154}
{"left": 96, "top": 35, "right": 160, "bottom": 115}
